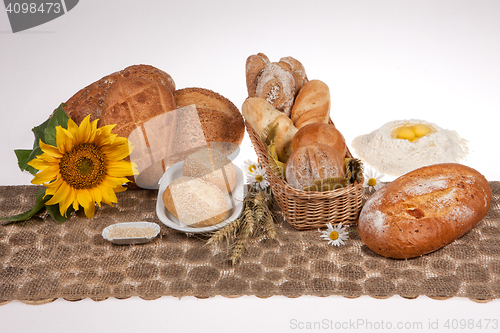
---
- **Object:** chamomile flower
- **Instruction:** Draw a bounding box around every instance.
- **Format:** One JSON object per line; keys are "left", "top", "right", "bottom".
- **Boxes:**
{"left": 363, "top": 167, "right": 385, "bottom": 191}
{"left": 243, "top": 159, "right": 258, "bottom": 174}
{"left": 319, "top": 223, "right": 349, "bottom": 246}
{"left": 246, "top": 165, "right": 270, "bottom": 190}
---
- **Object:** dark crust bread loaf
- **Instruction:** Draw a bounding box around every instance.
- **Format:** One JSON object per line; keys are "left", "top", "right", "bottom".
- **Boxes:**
{"left": 358, "top": 163, "right": 492, "bottom": 259}
{"left": 63, "top": 64, "right": 175, "bottom": 125}
{"left": 174, "top": 87, "right": 245, "bottom": 147}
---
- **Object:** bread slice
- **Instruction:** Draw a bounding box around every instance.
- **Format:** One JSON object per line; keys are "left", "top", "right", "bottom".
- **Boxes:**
{"left": 162, "top": 176, "right": 229, "bottom": 227}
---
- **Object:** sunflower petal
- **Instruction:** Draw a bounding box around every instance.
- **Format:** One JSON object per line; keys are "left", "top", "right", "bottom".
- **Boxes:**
{"left": 106, "top": 161, "right": 135, "bottom": 177}
{"left": 30, "top": 166, "right": 60, "bottom": 184}
{"left": 27, "top": 155, "right": 53, "bottom": 171}
{"left": 101, "top": 142, "right": 132, "bottom": 161}
{"left": 38, "top": 140, "right": 63, "bottom": 158}
{"left": 46, "top": 182, "right": 73, "bottom": 217}
{"left": 89, "top": 187, "right": 103, "bottom": 208}
{"left": 56, "top": 126, "right": 75, "bottom": 154}
{"left": 77, "top": 189, "right": 96, "bottom": 218}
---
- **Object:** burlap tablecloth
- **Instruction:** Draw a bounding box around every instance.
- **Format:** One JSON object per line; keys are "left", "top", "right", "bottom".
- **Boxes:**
{"left": 0, "top": 182, "right": 499, "bottom": 304}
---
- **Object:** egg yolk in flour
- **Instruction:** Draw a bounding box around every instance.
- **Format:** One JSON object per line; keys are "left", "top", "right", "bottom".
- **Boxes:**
{"left": 393, "top": 124, "right": 434, "bottom": 142}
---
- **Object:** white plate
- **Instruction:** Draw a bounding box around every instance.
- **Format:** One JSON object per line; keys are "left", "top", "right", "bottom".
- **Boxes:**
{"left": 102, "top": 222, "right": 161, "bottom": 245}
{"left": 156, "top": 161, "right": 245, "bottom": 234}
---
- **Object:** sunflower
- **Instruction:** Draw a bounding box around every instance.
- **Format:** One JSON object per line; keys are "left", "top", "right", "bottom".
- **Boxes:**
{"left": 28, "top": 115, "right": 135, "bottom": 219}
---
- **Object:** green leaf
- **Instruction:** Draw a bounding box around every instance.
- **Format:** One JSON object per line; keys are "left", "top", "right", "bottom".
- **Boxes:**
{"left": 44, "top": 103, "right": 69, "bottom": 146}
{"left": 0, "top": 188, "right": 48, "bottom": 224}
{"left": 31, "top": 117, "right": 51, "bottom": 147}
{"left": 45, "top": 201, "right": 71, "bottom": 224}
{"left": 15, "top": 149, "right": 38, "bottom": 175}
{"left": 15, "top": 103, "right": 69, "bottom": 174}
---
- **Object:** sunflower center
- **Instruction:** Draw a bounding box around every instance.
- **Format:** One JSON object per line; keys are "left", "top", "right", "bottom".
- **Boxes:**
{"left": 59, "top": 143, "right": 107, "bottom": 189}
{"left": 329, "top": 231, "right": 339, "bottom": 240}
{"left": 254, "top": 175, "right": 263, "bottom": 183}
{"left": 368, "top": 178, "right": 377, "bottom": 187}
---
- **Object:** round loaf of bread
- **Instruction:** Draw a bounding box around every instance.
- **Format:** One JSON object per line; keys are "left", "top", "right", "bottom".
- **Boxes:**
{"left": 101, "top": 77, "right": 177, "bottom": 139}
{"left": 162, "top": 176, "right": 229, "bottom": 227}
{"left": 291, "top": 123, "right": 346, "bottom": 157}
{"left": 182, "top": 148, "right": 237, "bottom": 194}
{"left": 358, "top": 163, "right": 491, "bottom": 259}
{"left": 63, "top": 64, "right": 175, "bottom": 125}
{"left": 174, "top": 87, "right": 245, "bottom": 149}
{"left": 285, "top": 143, "right": 345, "bottom": 189}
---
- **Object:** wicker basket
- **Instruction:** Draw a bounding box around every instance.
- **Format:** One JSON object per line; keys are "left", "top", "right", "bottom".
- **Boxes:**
{"left": 246, "top": 121, "right": 364, "bottom": 230}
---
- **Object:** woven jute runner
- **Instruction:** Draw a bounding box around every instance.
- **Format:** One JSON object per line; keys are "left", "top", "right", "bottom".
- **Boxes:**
{"left": 0, "top": 182, "right": 499, "bottom": 304}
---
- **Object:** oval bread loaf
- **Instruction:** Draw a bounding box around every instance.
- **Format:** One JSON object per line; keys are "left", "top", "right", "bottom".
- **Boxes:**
{"left": 285, "top": 143, "right": 345, "bottom": 189}
{"left": 291, "top": 122, "right": 346, "bottom": 157}
{"left": 290, "top": 80, "right": 330, "bottom": 129}
{"left": 358, "top": 163, "right": 491, "bottom": 259}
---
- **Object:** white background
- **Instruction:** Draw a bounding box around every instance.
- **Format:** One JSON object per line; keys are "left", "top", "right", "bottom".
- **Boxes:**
{"left": 1, "top": 1, "right": 499, "bottom": 332}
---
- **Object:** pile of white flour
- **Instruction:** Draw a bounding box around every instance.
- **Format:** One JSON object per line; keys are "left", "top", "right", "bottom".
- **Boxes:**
{"left": 352, "top": 119, "right": 469, "bottom": 177}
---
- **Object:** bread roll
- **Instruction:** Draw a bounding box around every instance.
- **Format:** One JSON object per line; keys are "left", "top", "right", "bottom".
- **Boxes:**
{"left": 63, "top": 64, "right": 175, "bottom": 125}
{"left": 242, "top": 97, "right": 298, "bottom": 162}
{"left": 182, "top": 148, "right": 237, "bottom": 194}
{"left": 279, "top": 56, "right": 308, "bottom": 94}
{"left": 255, "top": 62, "right": 296, "bottom": 116}
{"left": 246, "top": 53, "right": 270, "bottom": 97}
{"left": 285, "top": 143, "right": 345, "bottom": 189}
{"left": 290, "top": 80, "right": 330, "bottom": 129}
{"left": 162, "top": 176, "right": 229, "bottom": 227}
{"left": 291, "top": 123, "right": 346, "bottom": 157}
{"left": 358, "top": 163, "right": 492, "bottom": 259}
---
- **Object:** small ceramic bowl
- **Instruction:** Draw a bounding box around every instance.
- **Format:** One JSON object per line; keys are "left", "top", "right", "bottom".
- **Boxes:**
{"left": 102, "top": 222, "right": 161, "bottom": 245}
{"left": 156, "top": 161, "right": 245, "bottom": 234}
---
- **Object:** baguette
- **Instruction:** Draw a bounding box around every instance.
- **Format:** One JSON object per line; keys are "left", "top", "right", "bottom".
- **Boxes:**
{"left": 358, "top": 163, "right": 491, "bottom": 259}
{"left": 242, "top": 97, "right": 298, "bottom": 162}
{"left": 290, "top": 80, "right": 330, "bottom": 129}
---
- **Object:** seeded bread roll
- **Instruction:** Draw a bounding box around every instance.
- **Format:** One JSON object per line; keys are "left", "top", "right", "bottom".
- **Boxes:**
{"left": 162, "top": 176, "right": 229, "bottom": 227}
{"left": 182, "top": 148, "right": 237, "bottom": 194}
{"left": 255, "top": 62, "right": 296, "bottom": 116}
{"left": 291, "top": 122, "right": 346, "bottom": 157}
{"left": 358, "top": 163, "right": 492, "bottom": 259}
{"left": 285, "top": 143, "right": 345, "bottom": 189}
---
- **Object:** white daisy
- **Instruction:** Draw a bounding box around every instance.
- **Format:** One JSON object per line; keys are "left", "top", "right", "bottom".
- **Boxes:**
{"left": 246, "top": 165, "right": 270, "bottom": 190}
{"left": 319, "top": 223, "right": 349, "bottom": 246}
{"left": 363, "top": 167, "right": 385, "bottom": 191}
{"left": 242, "top": 159, "right": 258, "bottom": 175}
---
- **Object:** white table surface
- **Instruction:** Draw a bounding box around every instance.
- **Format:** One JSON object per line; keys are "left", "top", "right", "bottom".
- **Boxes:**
{"left": 1, "top": 1, "right": 499, "bottom": 332}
